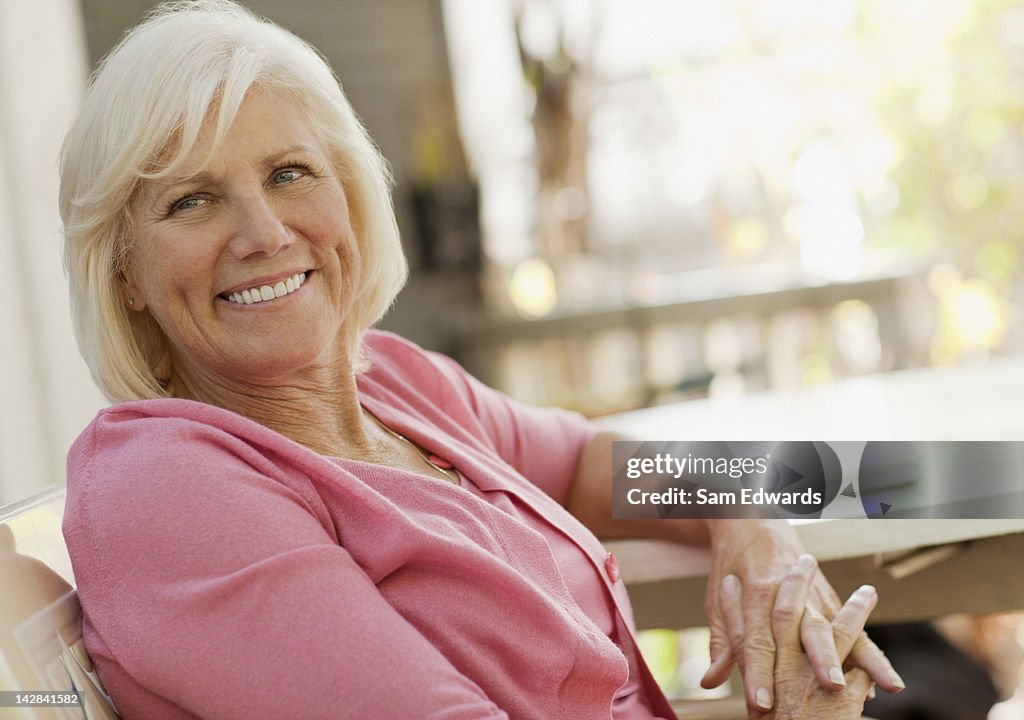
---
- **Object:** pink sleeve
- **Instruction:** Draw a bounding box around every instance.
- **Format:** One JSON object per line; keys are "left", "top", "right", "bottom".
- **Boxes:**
{"left": 423, "top": 350, "right": 600, "bottom": 506}
{"left": 66, "top": 419, "right": 507, "bottom": 720}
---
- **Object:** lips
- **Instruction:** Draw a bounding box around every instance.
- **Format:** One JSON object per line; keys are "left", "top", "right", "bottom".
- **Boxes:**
{"left": 221, "top": 271, "right": 308, "bottom": 305}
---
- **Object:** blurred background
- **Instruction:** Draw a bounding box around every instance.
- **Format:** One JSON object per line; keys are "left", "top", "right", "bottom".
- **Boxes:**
{"left": 10, "top": 0, "right": 1024, "bottom": 496}
{"left": 4, "top": 0, "right": 1024, "bottom": 715}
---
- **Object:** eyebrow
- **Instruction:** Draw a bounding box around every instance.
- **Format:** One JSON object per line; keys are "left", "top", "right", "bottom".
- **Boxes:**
{"left": 148, "top": 144, "right": 322, "bottom": 203}
{"left": 263, "top": 144, "right": 319, "bottom": 166}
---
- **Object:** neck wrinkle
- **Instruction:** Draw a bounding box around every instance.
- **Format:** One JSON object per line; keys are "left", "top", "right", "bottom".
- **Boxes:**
{"left": 168, "top": 355, "right": 374, "bottom": 459}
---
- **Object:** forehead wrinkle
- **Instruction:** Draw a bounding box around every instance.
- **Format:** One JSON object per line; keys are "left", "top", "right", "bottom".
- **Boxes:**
{"left": 141, "top": 91, "right": 327, "bottom": 207}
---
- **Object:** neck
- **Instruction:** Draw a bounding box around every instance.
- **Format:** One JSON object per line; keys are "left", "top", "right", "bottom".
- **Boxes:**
{"left": 169, "top": 355, "right": 378, "bottom": 459}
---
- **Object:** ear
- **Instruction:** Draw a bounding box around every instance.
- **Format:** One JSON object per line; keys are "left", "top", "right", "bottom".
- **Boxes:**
{"left": 121, "top": 271, "right": 147, "bottom": 312}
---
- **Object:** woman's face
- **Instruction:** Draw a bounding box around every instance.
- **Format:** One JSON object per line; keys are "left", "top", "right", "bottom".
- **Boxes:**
{"left": 126, "top": 88, "right": 360, "bottom": 389}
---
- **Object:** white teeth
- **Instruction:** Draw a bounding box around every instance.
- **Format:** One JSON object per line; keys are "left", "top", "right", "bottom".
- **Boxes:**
{"left": 224, "top": 272, "right": 307, "bottom": 305}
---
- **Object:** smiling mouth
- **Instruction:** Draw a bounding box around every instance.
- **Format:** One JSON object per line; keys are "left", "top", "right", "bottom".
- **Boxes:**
{"left": 221, "top": 271, "right": 310, "bottom": 305}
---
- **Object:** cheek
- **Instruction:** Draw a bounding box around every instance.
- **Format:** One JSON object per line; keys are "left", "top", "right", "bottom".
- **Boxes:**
{"left": 317, "top": 198, "right": 361, "bottom": 277}
{"left": 341, "top": 220, "right": 360, "bottom": 265}
{"left": 322, "top": 226, "right": 360, "bottom": 321}
{"left": 129, "top": 230, "right": 212, "bottom": 310}
{"left": 134, "top": 254, "right": 183, "bottom": 304}
{"left": 337, "top": 223, "right": 362, "bottom": 291}
{"left": 124, "top": 244, "right": 160, "bottom": 304}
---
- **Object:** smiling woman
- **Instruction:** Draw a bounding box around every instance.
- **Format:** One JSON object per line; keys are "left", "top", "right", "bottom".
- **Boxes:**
{"left": 57, "top": 2, "right": 901, "bottom": 719}
{"left": 60, "top": 3, "right": 406, "bottom": 404}
{"left": 122, "top": 88, "right": 363, "bottom": 398}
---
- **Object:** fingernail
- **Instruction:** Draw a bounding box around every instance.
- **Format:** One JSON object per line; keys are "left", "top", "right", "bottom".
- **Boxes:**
{"left": 828, "top": 666, "right": 846, "bottom": 686}
{"left": 890, "top": 671, "right": 906, "bottom": 690}
{"left": 857, "top": 584, "right": 877, "bottom": 596}
{"left": 756, "top": 687, "right": 772, "bottom": 710}
{"left": 868, "top": 684, "right": 877, "bottom": 700}
{"left": 722, "top": 574, "right": 740, "bottom": 595}
{"left": 798, "top": 553, "right": 817, "bottom": 571}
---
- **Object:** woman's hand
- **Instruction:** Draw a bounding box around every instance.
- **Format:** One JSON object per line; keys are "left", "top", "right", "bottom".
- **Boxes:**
{"left": 699, "top": 520, "right": 904, "bottom": 713}
{"left": 718, "top": 555, "right": 880, "bottom": 719}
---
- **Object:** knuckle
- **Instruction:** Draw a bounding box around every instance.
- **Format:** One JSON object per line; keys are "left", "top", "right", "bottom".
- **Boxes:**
{"left": 802, "top": 625, "right": 835, "bottom": 652}
{"left": 803, "top": 612, "right": 831, "bottom": 632}
{"left": 771, "top": 604, "right": 800, "bottom": 625}
{"left": 745, "top": 630, "right": 777, "bottom": 656}
{"left": 748, "top": 581, "right": 777, "bottom": 605}
{"left": 831, "top": 617, "right": 856, "bottom": 640}
{"left": 727, "top": 627, "right": 746, "bottom": 649}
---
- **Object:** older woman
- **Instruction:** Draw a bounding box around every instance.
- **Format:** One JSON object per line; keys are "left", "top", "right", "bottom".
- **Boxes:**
{"left": 59, "top": 2, "right": 901, "bottom": 718}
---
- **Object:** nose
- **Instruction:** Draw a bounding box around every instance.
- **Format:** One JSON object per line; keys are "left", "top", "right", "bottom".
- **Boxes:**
{"left": 227, "top": 191, "right": 294, "bottom": 260}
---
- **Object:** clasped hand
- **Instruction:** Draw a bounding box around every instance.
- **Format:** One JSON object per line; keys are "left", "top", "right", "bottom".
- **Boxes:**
{"left": 700, "top": 521, "right": 904, "bottom": 716}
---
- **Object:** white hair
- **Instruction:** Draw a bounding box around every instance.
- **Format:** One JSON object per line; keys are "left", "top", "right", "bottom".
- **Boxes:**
{"left": 60, "top": 0, "right": 407, "bottom": 402}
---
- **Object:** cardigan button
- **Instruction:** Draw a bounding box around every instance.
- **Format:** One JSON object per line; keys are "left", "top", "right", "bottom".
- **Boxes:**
{"left": 604, "top": 552, "right": 621, "bottom": 583}
{"left": 427, "top": 454, "right": 453, "bottom": 469}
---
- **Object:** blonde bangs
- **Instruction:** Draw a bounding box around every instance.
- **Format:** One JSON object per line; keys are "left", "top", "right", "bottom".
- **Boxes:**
{"left": 61, "top": 0, "right": 407, "bottom": 401}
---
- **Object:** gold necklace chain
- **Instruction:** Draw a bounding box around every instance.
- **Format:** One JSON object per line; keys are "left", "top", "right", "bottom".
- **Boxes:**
{"left": 365, "top": 411, "right": 460, "bottom": 485}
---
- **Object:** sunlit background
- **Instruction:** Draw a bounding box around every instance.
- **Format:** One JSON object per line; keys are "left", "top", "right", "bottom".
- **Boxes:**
{"left": 5, "top": 0, "right": 1024, "bottom": 715}
{"left": 444, "top": 0, "right": 1024, "bottom": 415}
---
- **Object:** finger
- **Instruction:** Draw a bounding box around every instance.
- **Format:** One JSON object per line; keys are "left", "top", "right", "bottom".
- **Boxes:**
{"left": 814, "top": 575, "right": 906, "bottom": 692}
{"left": 800, "top": 606, "right": 846, "bottom": 690}
{"left": 812, "top": 572, "right": 843, "bottom": 617}
{"left": 743, "top": 569, "right": 789, "bottom": 713}
{"left": 848, "top": 632, "right": 906, "bottom": 693}
{"left": 700, "top": 644, "right": 734, "bottom": 689}
{"left": 719, "top": 574, "right": 746, "bottom": 657}
{"left": 723, "top": 574, "right": 776, "bottom": 714}
{"left": 707, "top": 575, "right": 750, "bottom": 694}
{"left": 702, "top": 594, "right": 735, "bottom": 689}
{"left": 771, "top": 554, "right": 817, "bottom": 646}
{"left": 831, "top": 585, "right": 878, "bottom": 659}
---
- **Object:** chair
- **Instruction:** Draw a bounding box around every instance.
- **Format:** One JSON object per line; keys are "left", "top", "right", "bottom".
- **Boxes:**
{"left": 0, "top": 486, "right": 119, "bottom": 719}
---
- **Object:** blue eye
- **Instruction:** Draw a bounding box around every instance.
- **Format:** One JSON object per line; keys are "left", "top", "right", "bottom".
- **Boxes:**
{"left": 165, "top": 195, "right": 206, "bottom": 215}
{"left": 272, "top": 167, "right": 306, "bottom": 184}
{"left": 175, "top": 197, "right": 203, "bottom": 211}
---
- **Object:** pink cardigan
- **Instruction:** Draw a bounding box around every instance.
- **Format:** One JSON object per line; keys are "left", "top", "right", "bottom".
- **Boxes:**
{"left": 63, "top": 331, "right": 678, "bottom": 719}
